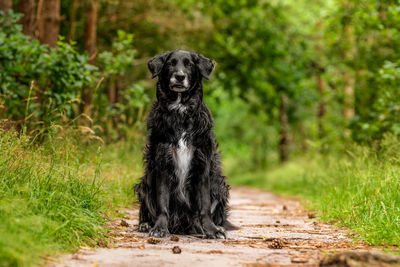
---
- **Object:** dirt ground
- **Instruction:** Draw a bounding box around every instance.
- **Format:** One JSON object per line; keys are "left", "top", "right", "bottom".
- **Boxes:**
{"left": 51, "top": 187, "right": 399, "bottom": 267}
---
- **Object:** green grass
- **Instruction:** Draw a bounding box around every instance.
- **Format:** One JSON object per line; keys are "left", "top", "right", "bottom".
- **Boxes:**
{"left": 229, "top": 147, "right": 400, "bottom": 247}
{"left": 0, "top": 131, "right": 142, "bottom": 267}
{"left": 2, "top": 127, "right": 399, "bottom": 266}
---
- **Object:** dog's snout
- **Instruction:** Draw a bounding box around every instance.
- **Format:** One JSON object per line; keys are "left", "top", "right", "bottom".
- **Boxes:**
{"left": 170, "top": 69, "right": 189, "bottom": 92}
{"left": 175, "top": 74, "right": 186, "bottom": 82}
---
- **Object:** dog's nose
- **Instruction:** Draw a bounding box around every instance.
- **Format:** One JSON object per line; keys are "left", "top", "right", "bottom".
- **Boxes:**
{"left": 175, "top": 74, "right": 186, "bottom": 82}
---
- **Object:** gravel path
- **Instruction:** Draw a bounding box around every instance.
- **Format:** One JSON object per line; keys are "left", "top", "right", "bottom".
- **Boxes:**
{"left": 52, "top": 187, "right": 383, "bottom": 267}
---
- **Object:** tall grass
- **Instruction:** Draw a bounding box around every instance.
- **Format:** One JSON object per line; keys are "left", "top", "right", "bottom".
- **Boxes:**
{"left": 230, "top": 140, "right": 400, "bottom": 246}
{"left": 0, "top": 130, "right": 142, "bottom": 266}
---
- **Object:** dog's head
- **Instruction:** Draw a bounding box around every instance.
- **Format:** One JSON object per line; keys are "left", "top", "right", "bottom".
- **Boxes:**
{"left": 147, "top": 50, "right": 216, "bottom": 93}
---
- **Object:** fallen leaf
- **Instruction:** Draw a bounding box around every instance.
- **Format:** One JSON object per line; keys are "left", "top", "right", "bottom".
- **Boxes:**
{"left": 291, "top": 258, "right": 308, "bottom": 263}
{"left": 147, "top": 237, "right": 161, "bottom": 244}
{"left": 120, "top": 219, "right": 129, "bottom": 227}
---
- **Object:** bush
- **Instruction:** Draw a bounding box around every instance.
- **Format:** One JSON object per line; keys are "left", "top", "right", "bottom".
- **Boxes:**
{"left": 351, "top": 60, "right": 400, "bottom": 142}
{"left": 95, "top": 30, "right": 150, "bottom": 141}
{"left": 0, "top": 11, "right": 97, "bottom": 135}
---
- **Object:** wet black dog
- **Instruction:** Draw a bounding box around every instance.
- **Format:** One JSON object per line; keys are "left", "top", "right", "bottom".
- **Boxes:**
{"left": 134, "top": 50, "right": 235, "bottom": 239}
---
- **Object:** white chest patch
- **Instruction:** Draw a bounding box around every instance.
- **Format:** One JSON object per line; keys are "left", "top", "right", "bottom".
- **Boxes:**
{"left": 168, "top": 93, "right": 187, "bottom": 113}
{"left": 173, "top": 132, "right": 193, "bottom": 202}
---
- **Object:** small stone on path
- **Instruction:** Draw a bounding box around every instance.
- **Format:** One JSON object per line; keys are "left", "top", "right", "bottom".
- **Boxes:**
{"left": 170, "top": 235, "right": 179, "bottom": 242}
{"left": 172, "top": 246, "right": 182, "bottom": 254}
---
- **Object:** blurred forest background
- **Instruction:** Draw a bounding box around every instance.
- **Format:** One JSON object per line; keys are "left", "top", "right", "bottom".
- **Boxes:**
{"left": 1, "top": 0, "right": 400, "bottom": 265}
{"left": 1, "top": 0, "right": 400, "bottom": 167}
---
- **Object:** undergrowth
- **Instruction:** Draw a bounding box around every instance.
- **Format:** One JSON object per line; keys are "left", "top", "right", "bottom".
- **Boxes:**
{"left": 229, "top": 140, "right": 400, "bottom": 247}
{"left": 0, "top": 130, "right": 142, "bottom": 267}
{"left": 3, "top": 125, "right": 400, "bottom": 266}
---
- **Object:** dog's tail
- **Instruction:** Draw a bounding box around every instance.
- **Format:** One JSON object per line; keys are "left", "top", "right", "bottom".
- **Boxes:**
{"left": 224, "top": 220, "right": 240, "bottom": 231}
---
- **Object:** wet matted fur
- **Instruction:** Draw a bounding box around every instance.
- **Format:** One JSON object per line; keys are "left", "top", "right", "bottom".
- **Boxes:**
{"left": 134, "top": 50, "right": 236, "bottom": 239}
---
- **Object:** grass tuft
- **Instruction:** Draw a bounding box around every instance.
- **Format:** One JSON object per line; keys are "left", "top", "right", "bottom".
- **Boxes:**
{"left": 0, "top": 130, "right": 142, "bottom": 266}
{"left": 230, "top": 145, "right": 400, "bottom": 247}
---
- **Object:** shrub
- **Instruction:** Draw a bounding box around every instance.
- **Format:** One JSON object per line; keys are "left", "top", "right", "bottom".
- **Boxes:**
{"left": 0, "top": 11, "right": 97, "bottom": 135}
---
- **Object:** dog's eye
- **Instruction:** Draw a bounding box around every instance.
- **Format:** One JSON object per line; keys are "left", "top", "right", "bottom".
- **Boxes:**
{"left": 183, "top": 59, "right": 192, "bottom": 67}
{"left": 169, "top": 59, "right": 177, "bottom": 66}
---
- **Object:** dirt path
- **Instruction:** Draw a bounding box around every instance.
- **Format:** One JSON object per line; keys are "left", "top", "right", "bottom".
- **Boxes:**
{"left": 52, "top": 187, "right": 390, "bottom": 267}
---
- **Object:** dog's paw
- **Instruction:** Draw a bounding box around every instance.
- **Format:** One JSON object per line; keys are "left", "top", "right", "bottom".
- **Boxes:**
{"left": 204, "top": 225, "right": 226, "bottom": 239}
{"left": 149, "top": 226, "right": 169, "bottom": 238}
{"left": 214, "top": 226, "right": 227, "bottom": 239}
{"left": 138, "top": 222, "right": 151, "bottom": 232}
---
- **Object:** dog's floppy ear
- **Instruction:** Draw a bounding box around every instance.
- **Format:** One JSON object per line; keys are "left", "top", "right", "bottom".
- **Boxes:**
{"left": 147, "top": 51, "right": 171, "bottom": 79}
{"left": 196, "top": 54, "right": 216, "bottom": 80}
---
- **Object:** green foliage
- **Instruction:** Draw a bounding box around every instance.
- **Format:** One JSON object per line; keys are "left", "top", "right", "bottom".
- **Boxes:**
{"left": 0, "top": 130, "right": 102, "bottom": 266}
{"left": 205, "top": 83, "right": 278, "bottom": 171}
{"left": 4, "top": 0, "right": 400, "bottom": 155}
{"left": 230, "top": 137, "right": 400, "bottom": 246}
{"left": 0, "top": 11, "right": 97, "bottom": 134}
{"left": 323, "top": 1, "right": 400, "bottom": 143}
{"left": 202, "top": 0, "right": 307, "bottom": 107}
{"left": 0, "top": 129, "right": 141, "bottom": 266}
{"left": 352, "top": 61, "right": 400, "bottom": 141}
{"left": 98, "top": 30, "right": 136, "bottom": 76}
{"left": 190, "top": 0, "right": 311, "bottom": 168}
{"left": 0, "top": 12, "right": 150, "bottom": 142}
{"left": 96, "top": 30, "right": 150, "bottom": 141}
{"left": 3, "top": 0, "right": 400, "bottom": 261}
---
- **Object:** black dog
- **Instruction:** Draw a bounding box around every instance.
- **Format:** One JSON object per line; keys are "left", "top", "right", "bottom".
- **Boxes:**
{"left": 134, "top": 50, "right": 235, "bottom": 239}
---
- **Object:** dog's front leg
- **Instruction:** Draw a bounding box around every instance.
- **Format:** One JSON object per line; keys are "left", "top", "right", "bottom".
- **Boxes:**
{"left": 148, "top": 173, "right": 170, "bottom": 238}
{"left": 195, "top": 151, "right": 226, "bottom": 239}
{"left": 149, "top": 145, "right": 171, "bottom": 238}
{"left": 200, "top": 173, "right": 226, "bottom": 239}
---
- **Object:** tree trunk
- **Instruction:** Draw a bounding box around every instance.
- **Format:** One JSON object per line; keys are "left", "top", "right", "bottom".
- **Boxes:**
{"left": 314, "top": 20, "right": 326, "bottom": 139}
{"left": 343, "top": 71, "right": 355, "bottom": 119}
{"left": 108, "top": 79, "right": 117, "bottom": 105}
{"left": 67, "top": 0, "right": 78, "bottom": 41}
{"left": 19, "top": 0, "right": 36, "bottom": 37}
{"left": 37, "top": 0, "right": 60, "bottom": 47}
{"left": 0, "top": 0, "right": 12, "bottom": 13}
{"left": 81, "top": 0, "right": 99, "bottom": 118}
{"left": 342, "top": 0, "right": 355, "bottom": 119}
{"left": 317, "top": 69, "right": 326, "bottom": 139}
{"left": 279, "top": 94, "right": 290, "bottom": 162}
{"left": 297, "top": 123, "right": 308, "bottom": 152}
{"left": 108, "top": 75, "right": 122, "bottom": 104}
{"left": 116, "top": 75, "right": 122, "bottom": 103}
{"left": 84, "top": 0, "right": 99, "bottom": 64}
